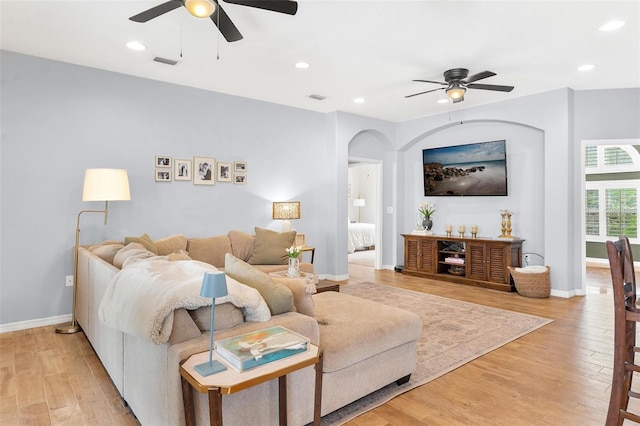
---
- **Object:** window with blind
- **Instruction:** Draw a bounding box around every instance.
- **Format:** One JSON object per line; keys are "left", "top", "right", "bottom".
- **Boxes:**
{"left": 606, "top": 188, "right": 637, "bottom": 238}
{"left": 585, "top": 183, "right": 639, "bottom": 242}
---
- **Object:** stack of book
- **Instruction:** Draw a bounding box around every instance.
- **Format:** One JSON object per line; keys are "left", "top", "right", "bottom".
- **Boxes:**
{"left": 215, "top": 326, "right": 309, "bottom": 372}
{"left": 444, "top": 257, "right": 465, "bottom": 265}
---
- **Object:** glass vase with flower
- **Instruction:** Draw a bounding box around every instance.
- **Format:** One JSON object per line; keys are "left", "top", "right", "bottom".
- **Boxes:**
{"left": 285, "top": 245, "right": 303, "bottom": 277}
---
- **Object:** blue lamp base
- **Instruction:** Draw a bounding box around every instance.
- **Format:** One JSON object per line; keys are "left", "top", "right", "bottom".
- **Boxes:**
{"left": 194, "top": 359, "right": 227, "bottom": 377}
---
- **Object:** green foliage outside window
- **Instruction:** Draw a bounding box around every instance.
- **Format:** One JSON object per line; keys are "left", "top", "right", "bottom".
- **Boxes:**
{"left": 606, "top": 188, "right": 638, "bottom": 238}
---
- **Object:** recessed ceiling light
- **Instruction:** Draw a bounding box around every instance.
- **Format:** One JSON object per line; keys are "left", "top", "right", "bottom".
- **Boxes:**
{"left": 295, "top": 62, "right": 309, "bottom": 69}
{"left": 353, "top": 97, "right": 365, "bottom": 104}
{"left": 437, "top": 99, "right": 449, "bottom": 104}
{"left": 126, "top": 41, "right": 146, "bottom": 51}
{"left": 578, "top": 64, "right": 596, "bottom": 72}
{"left": 599, "top": 20, "right": 625, "bottom": 32}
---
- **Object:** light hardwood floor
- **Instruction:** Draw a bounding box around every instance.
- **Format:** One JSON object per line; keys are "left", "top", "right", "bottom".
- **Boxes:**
{"left": 1, "top": 263, "right": 636, "bottom": 425}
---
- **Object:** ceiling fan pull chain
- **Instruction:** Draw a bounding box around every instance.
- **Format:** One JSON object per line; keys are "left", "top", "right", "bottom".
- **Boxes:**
{"left": 180, "top": 22, "right": 183, "bottom": 58}
{"left": 216, "top": 5, "right": 220, "bottom": 60}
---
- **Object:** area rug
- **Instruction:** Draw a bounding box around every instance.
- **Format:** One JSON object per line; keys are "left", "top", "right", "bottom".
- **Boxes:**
{"left": 319, "top": 282, "right": 552, "bottom": 425}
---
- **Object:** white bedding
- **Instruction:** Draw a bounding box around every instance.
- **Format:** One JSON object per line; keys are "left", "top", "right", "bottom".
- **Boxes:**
{"left": 98, "top": 258, "right": 271, "bottom": 344}
{"left": 348, "top": 222, "right": 376, "bottom": 253}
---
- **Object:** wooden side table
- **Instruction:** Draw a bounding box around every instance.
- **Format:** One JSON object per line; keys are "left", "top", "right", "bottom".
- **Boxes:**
{"left": 300, "top": 246, "right": 315, "bottom": 264}
{"left": 180, "top": 345, "right": 323, "bottom": 426}
{"left": 316, "top": 281, "right": 340, "bottom": 293}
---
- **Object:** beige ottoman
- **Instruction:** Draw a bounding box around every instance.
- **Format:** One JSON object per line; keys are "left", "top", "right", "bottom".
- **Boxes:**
{"left": 312, "top": 291, "right": 422, "bottom": 415}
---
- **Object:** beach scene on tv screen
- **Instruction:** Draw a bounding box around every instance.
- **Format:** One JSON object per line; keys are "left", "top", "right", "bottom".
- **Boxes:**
{"left": 423, "top": 140, "right": 507, "bottom": 196}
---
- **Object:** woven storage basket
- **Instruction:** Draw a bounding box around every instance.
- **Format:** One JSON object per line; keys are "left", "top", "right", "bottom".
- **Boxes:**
{"left": 508, "top": 266, "right": 551, "bottom": 298}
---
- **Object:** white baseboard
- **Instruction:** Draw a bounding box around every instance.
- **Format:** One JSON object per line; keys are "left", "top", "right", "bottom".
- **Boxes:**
{"left": 0, "top": 314, "right": 72, "bottom": 334}
{"left": 549, "top": 288, "right": 584, "bottom": 298}
{"left": 323, "top": 273, "right": 349, "bottom": 281}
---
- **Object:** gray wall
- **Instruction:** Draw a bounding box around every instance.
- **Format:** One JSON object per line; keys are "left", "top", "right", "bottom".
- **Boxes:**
{"left": 2, "top": 49, "right": 639, "bottom": 325}
{"left": 0, "top": 51, "right": 337, "bottom": 324}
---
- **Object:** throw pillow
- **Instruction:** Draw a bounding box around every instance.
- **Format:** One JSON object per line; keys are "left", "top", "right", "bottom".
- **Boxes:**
{"left": 225, "top": 253, "right": 294, "bottom": 315}
{"left": 227, "top": 230, "right": 254, "bottom": 262}
{"left": 168, "top": 308, "right": 202, "bottom": 346}
{"left": 155, "top": 234, "right": 188, "bottom": 256}
{"left": 186, "top": 235, "right": 232, "bottom": 268}
{"left": 271, "top": 277, "right": 316, "bottom": 317}
{"left": 89, "top": 243, "right": 124, "bottom": 264}
{"left": 248, "top": 227, "right": 296, "bottom": 265}
{"left": 124, "top": 233, "right": 159, "bottom": 254}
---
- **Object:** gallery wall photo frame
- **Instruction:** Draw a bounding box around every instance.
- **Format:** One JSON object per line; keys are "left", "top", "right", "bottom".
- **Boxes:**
{"left": 234, "top": 173, "right": 247, "bottom": 185}
{"left": 174, "top": 159, "right": 192, "bottom": 182}
{"left": 234, "top": 161, "right": 247, "bottom": 172}
{"left": 155, "top": 156, "right": 172, "bottom": 168}
{"left": 217, "top": 162, "right": 232, "bottom": 182}
{"left": 193, "top": 156, "right": 215, "bottom": 185}
{"left": 155, "top": 169, "right": 171, "bottom": 182}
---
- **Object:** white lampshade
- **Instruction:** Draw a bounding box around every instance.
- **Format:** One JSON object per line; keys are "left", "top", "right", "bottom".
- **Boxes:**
{"left": 82, "top": 169, "right": 131, "bottom": 202}
{"left": 353, "top": 198, "right": 366, "bottom": 207}
{"left": 185, "top": 0, "right": 216, "bottom": 18}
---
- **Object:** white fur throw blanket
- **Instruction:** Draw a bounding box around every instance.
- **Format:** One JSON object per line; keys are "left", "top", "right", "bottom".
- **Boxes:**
{"left": 98, "top": 259, "right": 271, "bottom": 344}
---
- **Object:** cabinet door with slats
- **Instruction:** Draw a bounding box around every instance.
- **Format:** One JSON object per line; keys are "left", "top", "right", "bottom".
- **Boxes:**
{"left": 487, "top": 244, "right": 508, "bottom": 283}
{"left": 467, "top": 242, "right": 487, "bottom": 280}
{"left": 419, "top": 240, "right": 436, "bottom": 273}
{"left": 405, "top": 239, "right": 419, "bottom": 272}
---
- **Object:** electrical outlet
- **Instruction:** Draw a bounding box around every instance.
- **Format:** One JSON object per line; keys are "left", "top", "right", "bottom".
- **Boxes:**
{"left": 66, "top": 275, "right": 73, "bottom": 287}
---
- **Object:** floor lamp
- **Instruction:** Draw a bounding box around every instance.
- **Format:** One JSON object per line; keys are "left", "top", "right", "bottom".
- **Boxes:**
{"left": 353, "top": 198, "right": 366, "bottom": 223}
{"left": 55, "top": 169, "right": 131, "bottom": 334}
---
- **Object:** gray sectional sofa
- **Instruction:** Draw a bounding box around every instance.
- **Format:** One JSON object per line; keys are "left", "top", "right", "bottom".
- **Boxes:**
{"left": 75, "top": 229, "right": 422, "bottom": 425}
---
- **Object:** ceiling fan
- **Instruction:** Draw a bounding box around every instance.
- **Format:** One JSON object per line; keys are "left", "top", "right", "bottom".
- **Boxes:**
{"left": 129, "top": 0, "right": 298, "bottom": 42}
{"left": 405, "top": 68, "right": 514, "bottom": 103}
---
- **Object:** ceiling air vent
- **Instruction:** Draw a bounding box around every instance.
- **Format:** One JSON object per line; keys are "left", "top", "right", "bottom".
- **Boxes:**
{"left": 308, "top": 94, "right": 326, "bottom": 101}
{"left": 153, "top": 57, "right": 178, "bottom": 66}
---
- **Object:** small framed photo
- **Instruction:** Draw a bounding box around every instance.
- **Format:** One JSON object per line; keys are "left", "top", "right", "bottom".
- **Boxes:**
{"left": 155, "top": 169, "right": 171, "bottom": 182}
{"left": 234, "top": 173, "right": 247, "bottom": 185}
{"left": 193, "top": 156, "right": 215, "bottom": 185}
{"left": 155, "top": 156, "right": 172, "bottom": 168}
{"left": 174, "top": 159, "right": 192, "bottom": 182}
{"left": 217, "top": 162, "right": 232, "bottom": 182}
{"left": 234, "top": 161, "right": 247, "bottom": 172}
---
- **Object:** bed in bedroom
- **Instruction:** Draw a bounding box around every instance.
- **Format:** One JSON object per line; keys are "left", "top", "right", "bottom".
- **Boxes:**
{"left": 348, "top": 222, "right": 376, "bottom": 253}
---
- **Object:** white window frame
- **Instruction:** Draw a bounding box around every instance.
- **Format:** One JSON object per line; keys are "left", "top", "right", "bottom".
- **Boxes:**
{"left": 585, "top": 180, "right": 640, "bottom": 244}
{"left": 585, "top": 145, "right": 640, "bottom": 174}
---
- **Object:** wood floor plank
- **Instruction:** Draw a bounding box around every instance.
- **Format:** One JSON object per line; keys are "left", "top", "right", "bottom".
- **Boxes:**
{"left": 17, "top": 401, "right": 51, "bottom": 426}
{"left": 0, "top": 395, "right": 18, "bottom": 425}
{"left": 0, "top": 263, "right": 629, "bottom": 425}
{"left": 15, "top": 371, "right": 46, "bottom": 408}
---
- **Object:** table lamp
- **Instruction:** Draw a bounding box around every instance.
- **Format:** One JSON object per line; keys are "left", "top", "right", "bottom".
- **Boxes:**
{"left": 272, "top": 201, "right": 301, "bottom": 232}
{"left": 56, "top": 168, "right": 131, "bottom": 334}
{"left": 194, "top": 271, "right": 229, "bottom": 377}
{"left": 353, "top": 198, "right": 366, "bottom": 223}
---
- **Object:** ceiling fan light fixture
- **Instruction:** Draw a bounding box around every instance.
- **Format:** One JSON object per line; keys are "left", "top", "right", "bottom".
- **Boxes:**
{"left": 185, "top": 0, "right": 216, "bottom": 18}
{"left": 446, "top": 83, "right": 466, "bottom": 100}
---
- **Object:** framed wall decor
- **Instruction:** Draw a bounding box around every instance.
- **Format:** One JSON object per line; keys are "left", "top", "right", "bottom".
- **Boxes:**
{"left": 234, "top": 173, "right": 247, "bottom": 185}
{"left": 193, "top": 156, "right": 215, "bottom": 185}
{"left": 155, "top": 169, "right": 171, "bottom": 182}
{"left": 155, "top": 156, "right": 172, "bottom": 168}
{"left": 234, "top": 161, "right": 247, "bottom": 172}
{"left": 217, "top": 162, "right": 232, "bottom": 182}
{"left": 174, "top": 159, "right": 192, "bottom": 182}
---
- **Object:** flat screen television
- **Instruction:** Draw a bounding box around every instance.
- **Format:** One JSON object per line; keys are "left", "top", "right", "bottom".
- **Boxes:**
{"left": 423, "top": 140, "right": 508, "bottom": 196}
